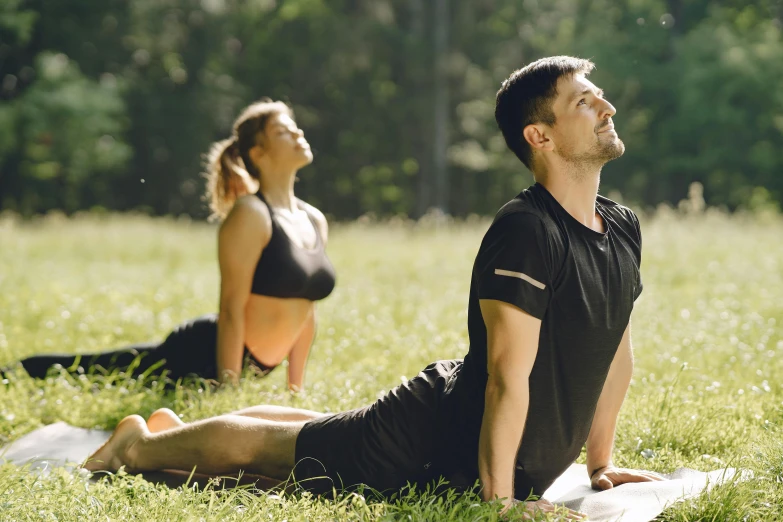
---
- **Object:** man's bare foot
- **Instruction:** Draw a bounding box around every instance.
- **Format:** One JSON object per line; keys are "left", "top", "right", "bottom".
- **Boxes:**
{"left": 83, "top": 415, "right": 147, "bottom": 472}
{"left": 146, "top": 408, "right": 184, "bottom": 433}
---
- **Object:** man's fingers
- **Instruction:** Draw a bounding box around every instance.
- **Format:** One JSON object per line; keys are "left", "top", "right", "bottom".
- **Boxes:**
{"left": 553, "top": 506, "right": 588, "bottom": 520}
{"left": 524, "top": 500, "right": 559, "bottom": 514}
{"left": 515, "top": 499, "right": 586, "bottom": 521}
{"left": 621, "top": 471, "right": 664, "bottom": 482}
{"left": 533, "top": 501, "right": 586, "bottom": 521}
{"left": 526, "top": 500, "right": 554, "bottom": 513}
{"left": 564, "top": 507, "right": 588, "bottom": 520}
{"left": 609, "top": 469, "right": 667, "bottom": 485}
{"left": 595, "top": 474, "right": 614, "bottom": 490}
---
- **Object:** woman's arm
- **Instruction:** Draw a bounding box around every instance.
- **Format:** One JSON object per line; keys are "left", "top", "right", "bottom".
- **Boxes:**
{"left": 284, "top": 204, "right": 327, "bottom": 392}
{"left": 216, "top": 198, "right": 270, "bottom": 383}
{"left": 286, "top": 309, "right": 315, "bottom": 392}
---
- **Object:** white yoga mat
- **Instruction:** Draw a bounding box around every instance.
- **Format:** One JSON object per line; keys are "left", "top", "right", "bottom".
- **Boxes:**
{"left": 1, "top": 422, "right": 738, "bottom": 521}
{"left": 1, "top": 422, "right": 109, "bottom": 473}
{"left": 541, "top": 462, "right": 738, "bottom": 522}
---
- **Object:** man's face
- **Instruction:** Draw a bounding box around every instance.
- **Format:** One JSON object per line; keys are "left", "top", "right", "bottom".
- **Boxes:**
{"left": 547, "top": 73, "right": 624, "bottom": 166}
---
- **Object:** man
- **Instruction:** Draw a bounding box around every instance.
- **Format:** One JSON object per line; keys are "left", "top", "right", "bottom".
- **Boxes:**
{"left": 86, "top": 56, "right": 662, "bottom": 519}
{"left": 445, "top": 55, "right": 664, "bottom": 515}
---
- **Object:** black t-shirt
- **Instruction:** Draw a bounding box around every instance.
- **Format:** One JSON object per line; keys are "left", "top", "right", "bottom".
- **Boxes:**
{"left": 444, "top": 183, "right": 643, "bottom": 498}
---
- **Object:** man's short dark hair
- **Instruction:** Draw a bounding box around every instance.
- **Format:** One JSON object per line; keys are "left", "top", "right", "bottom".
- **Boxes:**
{"left": 495, "top": 56, "right": 595, "bottom": 170}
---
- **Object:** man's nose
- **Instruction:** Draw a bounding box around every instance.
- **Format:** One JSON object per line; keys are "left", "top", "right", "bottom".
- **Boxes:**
{"left": 600, "top": 98, "right": 616, "bottom": 119}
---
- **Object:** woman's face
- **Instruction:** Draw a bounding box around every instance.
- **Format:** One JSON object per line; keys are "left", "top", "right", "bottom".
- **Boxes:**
{"left": 256, "top": 112, "right": 313, "bottom": 170}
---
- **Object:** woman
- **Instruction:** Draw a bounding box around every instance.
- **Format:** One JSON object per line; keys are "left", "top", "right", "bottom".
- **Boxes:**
{"left": 12, "top": 100, "right": 336, "bottom": 390}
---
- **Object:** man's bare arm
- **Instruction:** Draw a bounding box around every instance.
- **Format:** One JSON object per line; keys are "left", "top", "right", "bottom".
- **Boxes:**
{"left": 586, "top": 320, "right": 664, "bottom": 489}
{"left": 478, "top": 299, "right": 541, "bottom": 507}
{"left": 585, "top": 322, "right": 634, "bottom": 474}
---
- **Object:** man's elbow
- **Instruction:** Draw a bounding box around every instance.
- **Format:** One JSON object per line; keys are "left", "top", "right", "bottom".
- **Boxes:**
{"left": 485, "top": 371, "right": 529, "bottom": 400}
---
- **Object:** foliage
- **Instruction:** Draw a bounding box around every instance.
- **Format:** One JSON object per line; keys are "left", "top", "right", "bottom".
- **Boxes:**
{"left": 0, "top": 210, "right": 782, "bottom": 519}
{"left": 1, "top": 1, "right": 782, "bottom": 217}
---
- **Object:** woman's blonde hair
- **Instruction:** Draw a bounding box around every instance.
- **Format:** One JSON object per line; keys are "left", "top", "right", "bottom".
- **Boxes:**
{"left": 204, "top": 99, "right": 293, "bottom": 220}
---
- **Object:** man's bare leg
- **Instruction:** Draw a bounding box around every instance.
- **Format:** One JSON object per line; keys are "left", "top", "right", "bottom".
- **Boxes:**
{"left": 85, "top": 413, "right": 302, "bottom": 479}
{"left": 231, "top": 405, "right": 328, "bottom": 422}
{"left": 146, "top": 409, "right": 184, "bottom": 432}
{"left": 146, "top": 406, "right": 326, "bottom": 433}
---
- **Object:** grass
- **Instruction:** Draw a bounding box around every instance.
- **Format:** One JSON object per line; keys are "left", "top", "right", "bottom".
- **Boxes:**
{"left": 0, "top": 208, "right": 782, "bottom": 521}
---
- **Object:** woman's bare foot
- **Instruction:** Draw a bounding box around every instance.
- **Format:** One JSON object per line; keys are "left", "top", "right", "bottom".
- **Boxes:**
{"left": 146, "top": 408, "right": 184, "bottom": 433}
{"left": 83, "top": 415, "right": 147, "bottom": 472}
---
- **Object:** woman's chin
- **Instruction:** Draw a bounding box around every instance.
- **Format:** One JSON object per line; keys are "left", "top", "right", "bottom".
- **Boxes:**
{"left": 299, "top": 150, "right": 314, "bottom": 166}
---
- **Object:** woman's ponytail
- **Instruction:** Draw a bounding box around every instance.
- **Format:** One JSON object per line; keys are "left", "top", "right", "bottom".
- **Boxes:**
{"left": 203, "top": 99, "right": 293, "bottom": 220}
{"left": 204, "top": 136, "right": 253, "bottom": 220}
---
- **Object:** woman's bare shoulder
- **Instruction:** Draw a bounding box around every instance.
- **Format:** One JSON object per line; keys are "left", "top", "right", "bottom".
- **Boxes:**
{"left": 220, "top": 194, "right": 272, "bottom": 240}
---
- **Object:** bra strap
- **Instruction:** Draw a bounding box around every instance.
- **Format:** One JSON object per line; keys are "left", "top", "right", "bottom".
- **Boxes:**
{"left": 254, "top": 191, "right": 272, "bottom": 214}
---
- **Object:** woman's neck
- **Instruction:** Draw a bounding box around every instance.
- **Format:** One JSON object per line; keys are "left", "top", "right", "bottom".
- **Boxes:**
{"left": 258, "top": 170, "right": 298, "bottom": 211}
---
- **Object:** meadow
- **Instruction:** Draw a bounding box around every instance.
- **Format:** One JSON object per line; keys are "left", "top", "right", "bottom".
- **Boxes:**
{"left": 0, "top": 209, "right": 782, "bottom": 521}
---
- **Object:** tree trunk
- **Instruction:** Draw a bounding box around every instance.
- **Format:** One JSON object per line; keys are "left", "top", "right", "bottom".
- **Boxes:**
{"left": 410, "top": 0, "right": 431, "bottom": 217}
{"left": 432, "top": 0, "right": 450, "bottom": 214}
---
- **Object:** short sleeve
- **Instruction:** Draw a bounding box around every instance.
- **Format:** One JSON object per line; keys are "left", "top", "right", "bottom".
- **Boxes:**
{"left": 630, "top": 211, "right": 643, "bottom": 301}
{"left": 476, "top": 212, "right": 554, "bottom": 319}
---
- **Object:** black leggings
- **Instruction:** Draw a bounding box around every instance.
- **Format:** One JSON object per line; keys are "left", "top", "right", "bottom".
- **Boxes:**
{"left": 15, "top": 314, "right": 276, "bottom": 381}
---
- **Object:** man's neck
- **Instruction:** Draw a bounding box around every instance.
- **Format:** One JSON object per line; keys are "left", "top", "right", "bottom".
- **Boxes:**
{"left": 536, "top": 167, "right": 603, "bottom": 232}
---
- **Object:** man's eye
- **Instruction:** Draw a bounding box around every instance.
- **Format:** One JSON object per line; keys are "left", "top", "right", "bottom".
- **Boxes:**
{"left": 577, "top": 99, "right": 586, "bottom": 106}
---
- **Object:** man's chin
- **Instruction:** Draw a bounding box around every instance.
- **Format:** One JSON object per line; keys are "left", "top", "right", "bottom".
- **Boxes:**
{"left": 601, "top": 139, "right": 625, "bottom": 162}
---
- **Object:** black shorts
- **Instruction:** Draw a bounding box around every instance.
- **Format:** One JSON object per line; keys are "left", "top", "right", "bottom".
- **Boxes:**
{"left": 293, "top": 359, "right": 476, "bottom": 495}
{"left": 139, "top": 314, "right": 278, "bottom": 380}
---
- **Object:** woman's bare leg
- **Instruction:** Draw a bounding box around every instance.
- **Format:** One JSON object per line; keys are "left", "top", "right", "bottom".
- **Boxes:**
{"left": 85, "top": 413, "right": 302, "bottom": 479}
{"left": 146, "top": 405, "right": 326, "bottom": 433}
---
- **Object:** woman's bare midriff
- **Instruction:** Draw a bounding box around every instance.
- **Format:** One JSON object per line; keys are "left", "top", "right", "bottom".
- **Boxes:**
{"left": 242, "top": 294, "right": 314, "bottom": 367}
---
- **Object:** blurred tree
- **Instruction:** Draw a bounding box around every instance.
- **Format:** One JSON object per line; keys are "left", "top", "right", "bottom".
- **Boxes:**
{"left": 7, "top": 53, "right": 131, "bottom": 213}
{"left": 0, "top": 0, "right": 781, "bottom": 217}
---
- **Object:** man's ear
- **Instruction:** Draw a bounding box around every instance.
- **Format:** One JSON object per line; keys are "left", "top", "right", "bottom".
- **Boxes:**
{"left": 522, "top": 124, "right": 553, "bottom": 152}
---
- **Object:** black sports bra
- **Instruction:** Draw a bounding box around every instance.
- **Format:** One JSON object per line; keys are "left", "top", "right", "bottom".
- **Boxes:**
{"left": 251, "top": 192, "right": 336, "bottom": 301}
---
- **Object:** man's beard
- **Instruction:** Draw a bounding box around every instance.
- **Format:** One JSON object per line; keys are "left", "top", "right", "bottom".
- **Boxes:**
{"left": 593, "top": 136, "right": 625, "bottom": 163}
{"left": 558, "top": 135, "right": 625, "bottom": 169}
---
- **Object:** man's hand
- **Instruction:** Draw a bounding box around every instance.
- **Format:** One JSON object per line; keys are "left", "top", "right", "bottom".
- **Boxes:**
{"left": 504, "top": 498, "right": 586, "bottom": 521}
{"left": 590, "top": 465, "right": 665, "bottom": 491}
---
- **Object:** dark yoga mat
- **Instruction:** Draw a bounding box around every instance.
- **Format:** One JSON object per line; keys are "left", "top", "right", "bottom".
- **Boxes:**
{"left": 0, "top": 422, "right": 284, "bottom": 491}
{"left": 1, "top": 422, "right": 742, "bottom": 521}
